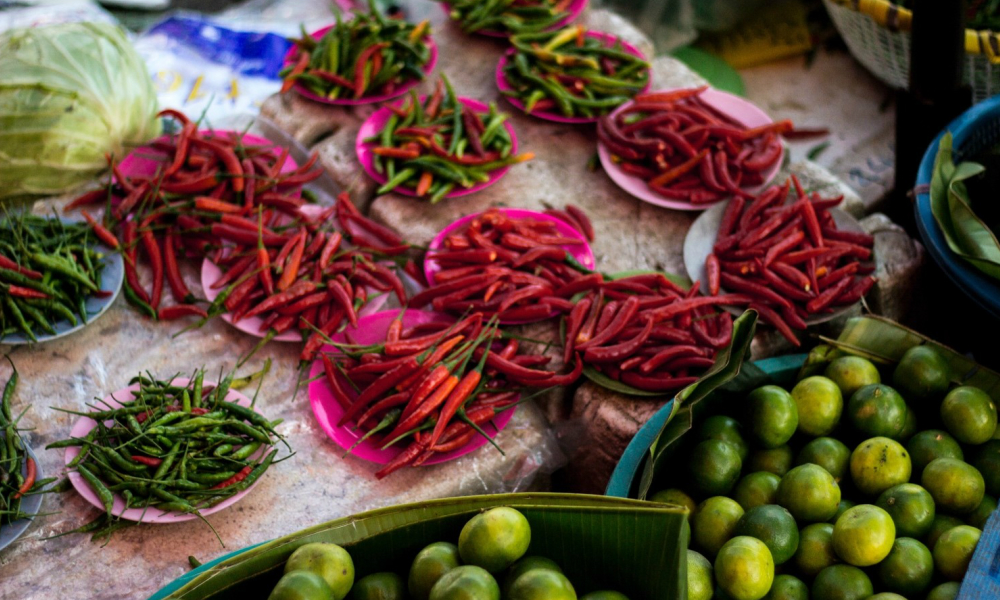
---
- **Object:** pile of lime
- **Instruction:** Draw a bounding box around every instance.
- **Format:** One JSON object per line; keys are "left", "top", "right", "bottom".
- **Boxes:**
{"left": 268, "top": 507, "right": 630, "bottom": 600}
{"left": 653, "top": 345, "right": 998, "bottom": 600}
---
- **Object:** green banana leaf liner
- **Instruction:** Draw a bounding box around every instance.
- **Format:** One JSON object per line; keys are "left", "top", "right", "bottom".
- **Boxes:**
{"left": 154, "top": 493, "right": 688, "bottom": 600}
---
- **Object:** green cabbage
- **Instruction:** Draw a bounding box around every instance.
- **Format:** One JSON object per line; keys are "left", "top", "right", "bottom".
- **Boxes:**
{"left": 0, "top": 22, "right": 161, "bottom": 198}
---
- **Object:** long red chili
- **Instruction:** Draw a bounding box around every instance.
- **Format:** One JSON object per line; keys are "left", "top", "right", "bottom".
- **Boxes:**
{"left": 12, "top": 457, "right": 36, "bottom": 500}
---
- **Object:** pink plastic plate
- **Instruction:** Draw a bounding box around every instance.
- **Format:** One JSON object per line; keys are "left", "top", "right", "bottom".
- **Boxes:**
{"left": 356, "top": 97, "right": 519, "bottom": 199}
{"left": 282, "top": 26, "right": 438, "bottom": 106}
{"left": 308, "top": 309, "right": 517, "bottom": 465}
{"left": 440, "top": 0, "right": 587, "bottom": 38}
{"left": 598, "top": 88, "right": 783, "bottom": 211}
{"left": 495, "top": 31, "right": 650, "bottom": 124}
{"left": 65, "top": 379, "right": 262, "bottom": 523}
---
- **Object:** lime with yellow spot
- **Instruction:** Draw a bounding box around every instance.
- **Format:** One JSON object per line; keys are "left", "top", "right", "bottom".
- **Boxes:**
{"left": 921, "top": 457, "right": 985, "bottom": 514}
{"left": 876, "top": 537, "right": 933, "bottom": 596}
{"left": 926, "top": 582, "right": 961, "bottom": 600}
{"left": 791, "top": 376, "right": 843, "bottom": 436}
{"left": 875, "top": 483, "right": 935, "bottom": 538}
{"left": 849, "top": 437, "right": 911, "bottom": 496}
{"left": 832, "top": 504, "right": 895, "bottom": 566}
{"left": 847, "top": 384, "right": 908, "bottom": 439}
{"left": 268, "top": 571, "right": 336, "bottom": 600}
{"left": 458, "top": 507, "right": 531, "bottom": 573}
{"left": 810, "top": 565, "right": 872, "bottom": 600}
{"left": 796, "top": 437, "right": 850, "bottom": 482}
{"left": 409, "top": 542, "right": 460, "bottom": 600}
{"left": 429, "top": 566, "right": 500, "bottom": 600}
{"left": 732, "top": 472, "right": 780, "bottom": 511}
{"left": 284, "top": 542, "right": 355, "bottom": 600}
{"left": 968, "top": 494, "right": 997, "bottom": 529}
{"left": 824, "top": 355, "right": 881, "bottom": 399}
{"left": 692, "top": 496, "right": 745, "bottom": 557}
{"left": 925, "top": 514, "right": 965, "bottom": 550}
{"left": 649, "top": 488, "right": 697, "bottom": 514}
{"left": 745, "top": 385, "right": 799, "bottom": 449}
{"left": 793, "top": 523, "right": 838, "bottom": 577}
{"left": 933, "top": 525, "right": 981, "bottom": 581}
{"left": 687, "top": 549, "right": 714, "bottom": 600}
{"left": 762, "top": 574, "right": 807, "bottom": 600}
{"left": 714, "top": 536, "right": 774, "bottom": 600}
{"left": 352, "top": 572, "right": 406, "bottom": 600}
{"left": 698, "top": 415, "right": 750, "bottom": 461}
{"left": 506, "top": 569, "right": 576, "bottom": 600}
{"left": 907, "top": 430, "right": 964, "bottom": 474}
{"left": 746, "top": 445, "right": 794, "bottom": 477}
{"left": 777, "top": 464, "right": 841, "bottom": 523}
{"left": 734, "top": 505, "right": 799, "bottom": 565}
{"left": 892, "top": 345, "right": 950, "bottom": 402}
{"left": 941, "top": 386, "right": 998, "bottom": 444}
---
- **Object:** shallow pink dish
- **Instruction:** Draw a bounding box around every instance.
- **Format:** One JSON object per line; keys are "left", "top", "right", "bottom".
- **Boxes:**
{"left": 65, "top": 379, "right": 261, "bottom": 523}
{"left": 308, "top": 309, "right": 517, "bottom": 465}
{"left": 356, "top": 96, "right": 519, "bottom": 199}
{"left": 495, "top": 31, "right": 650, "bottom": 124}
{"left": 282, "top": 25, "right": 437, "bottom": 106}
{"left": 597, "top": 88, "right": 784, "bottom": 211}
{"left": 440, "top": 0, "right": 587, "bottom": 38}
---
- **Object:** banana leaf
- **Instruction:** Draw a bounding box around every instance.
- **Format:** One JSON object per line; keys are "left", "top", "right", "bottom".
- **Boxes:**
{"left": 156, "top": 493, "right": 688, "bottom": 600}
{"left": 929, "top": 132, "right": 1000, "bottom": 281}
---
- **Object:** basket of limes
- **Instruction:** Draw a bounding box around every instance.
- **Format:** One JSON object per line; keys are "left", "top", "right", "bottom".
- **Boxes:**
{"left": 151, "top": 493, "right": 687, "bottom": 600}
{"left": 823, "top": 0, "right": 1000, "bottom": 103}
{"left": 608, "top": 314, "right": 1000, "bottom": 600}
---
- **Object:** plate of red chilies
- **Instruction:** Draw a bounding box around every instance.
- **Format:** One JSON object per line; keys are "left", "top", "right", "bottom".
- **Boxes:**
{"left": 308, "top": 309, "right": 521, "bottom": 478}
{"left": 597, "top": 86, "right": 786, "bottom": 211}
{"left": 683, "top": 176, "right": 877, "bottom": 346}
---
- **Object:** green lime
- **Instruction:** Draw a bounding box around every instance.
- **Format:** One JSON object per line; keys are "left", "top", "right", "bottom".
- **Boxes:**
{"left": 746, "top": 385, "right": 799, "bottom": 449}
{"left": 972, "top": 439, "right": 1000, "bottom": 496}
{"left": 875, "top": 483, "right": 936, "bottom": 538}
{"left": 690, "top": 439, "right": 743, "bottom": 496}
{"left": 968, "top": 494, "right": 997, "bottom": 529}
{"left": 921, "top": 458, "right": 985, "bottom": 514}
{"left": 876, "top": 537, "right": 933, "bottom": 596}
{"left": 409, "top": 543, "right": 460, "bottom": 600}
{"left": 732, "top": 472, "right": 781, "bottom": 511}
{"left": 810, "top": 565, "right": 873, "bottom": 600}
{"left": 892, "top": 346, "right": 950, "bottom": 402}
{"left": 429, "top": 566, "right": 500, "bottom": 600}
{"left": 897, "top": 406, "right": 918, "bottom": 441}
{"left": 762, "top": 574, "right": 807, "bottom": 600}
{"left": 649, "top": 488, "right": 697, "bottom": 514}
{"left": 926, "top": 582, "right": 961, "bottom": 600}
{"left": 831, "top": 499, "right": 855, "bottom": 523}
{"left": 791, "top": 376, "right": 843, "bottom": 436}
{"left": 933, "top": 525, "right": 981, "bottom": 581}
{"left": 734, "top": 505, "right": 799, "bottom": 565}
{"left": 907, "top": 430, "right": 964, "bottom": 474}
{"left": 832, "top": 504, "right": 896, "bottom": 566}
{"left": 699, "top": 415, "right": 750, "bottom": 461}
{"left": 867, "top": 595, "right": 907, "bottom": 600}
{"left": 777, "top": 464, "right": 841, "bottom": 523}
{"left": 849, "top": 437, "right": 912, "bottom": 496}
{"left": 692, "top": 496, "right": 745, "bottom": 557}
{"left": 746, "top": 445, "right": 794, "bottom": 477}
{"left": 284, "top": 542, "right": 355, "bottom": 600}
{"left": 688, "top": 549, "right": 714, "bottom": 600}
{"left": 793, "top": 523, "right": 838, "bottom": 578}
{"left": 714, "top": 536, "right": 774, "bottom": 600}
{"left": 506, "top": 569, "right": 576, "bottom": 600}
{"left": 501, "top": 557, "right": 561, "bottom": 599}
{"left": 269, "top": 571, "right": 336, "bottom": 600}
{"left": 941, "top": 386, "right": 998, "bottom": 444}
{"left": 825, "top": 356, "right": 881, "bottom": 399}
{"left": 796, "top": 437, "right": 851, "bottom": 482}
{"left": 458, "top": 507, "right": 531, "bottom": 573}
{"left": 925, "top": 514, "right": 965, "bottom": 550}
{"left": 847, "top": 384, "right": 908, "bottom": 438}
{"left": 580, "top": 592, "right": 628, "bottom": 600}
{"left": 351, "top": 573, "right": 405, "bottom": 600}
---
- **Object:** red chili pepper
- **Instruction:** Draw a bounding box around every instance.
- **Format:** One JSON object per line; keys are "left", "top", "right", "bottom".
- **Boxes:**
{"left": 584, "top": 316, "right": 654, "bottom": 363}
{"left": 322, "top": 353, "right": 353, "bottom": 410}
{"left": 718, "top": 273, "right": 793, "bottom": 311}
{"left": 140, "top": 229, "right": 164, "bottom": 310}
{"left": 64, "top": 188, "right": 108, "bottom": 213}
{"left": 212, "top": 465, "right": 254, "bottom": 489}
{"left": 339, "top": 358, "right": 421, "bottom": 427}
{"left": 276, "top": 232, "right": 306, "bottom": 292}
{"left": 131, "top": 455, "right": 163, "bottom": 467}
{"left": 751, "top": 303, "right": 801, "bottom": 346}
{"left": 157, "top": 304, "right": 209, "bottom": 320}
{"left": 620, "top": 372, "right": 699, "bottom": 392}
{"left": 78, "top": 212, "right": 120, "bottom": 250}
{"left": 212, "top": 224, "right": 289, "bottom": 247}
{"left": 12, "top": 457, "right": 36, "bottom": 500}
{"left": 243, "top": 279, "right": 317, "bottom": 320}
{"left": 806, "top": 276, "right": 853, "bottom": 313}
{"left": 375, "top": 439, "right": 428, "bottom": 479}
{"left": 353, "top": 42, "right": 390, "bottom": 98}
{"left": 6, "top": 285, "right": 48, "bottom": 300}
{"left": 282, "top": 51, "right": 310, "bottom": 93}
{"left": 705, "top": 254, "right": 721, "bottom": 296}
{"left": 0, "top": 256, "right": 41, "bottom": 280}
{"left": 192, "top": 137, "right": 245, "bottom": 193}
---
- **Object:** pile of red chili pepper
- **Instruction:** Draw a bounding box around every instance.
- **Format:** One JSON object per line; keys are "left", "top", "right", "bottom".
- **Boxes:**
{"left": 565, "top": 274, "right": 748, "bottom": 393}
{"left": 599, "top": 86, "right": 801, "bottom": 205}
{"left": 438, "top": 0, "right": 573, "bottom": 35}
{"left": 281, "top": 2, "right": 433, "bottom": 100}
{"left": 63, "top": 110, "right": 408, "bottom": 365}
{"left": 502, "top": 25, "right": 650, "bottom": 119}
{"left": 369, "top": 75, "right": 533, "bottom": 202}
{"left": 706, "top": 176, "right": 877, "bottom": 347}
{"left": 321, "top": 312, "right": 579, "bottom": 478}
{"left": 414, "top": 207, "right": 598, "bottom": 322}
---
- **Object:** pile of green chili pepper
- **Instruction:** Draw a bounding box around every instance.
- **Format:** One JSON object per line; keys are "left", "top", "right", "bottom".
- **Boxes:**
{"left": 437, "top": 0, "right": 574, "bottom": 35}
{"left": 1, "top": 360, "right": 46, "bottom": 532}
{"left": 0, "top": 213, "right": 108, "bottom": 342}
{"left": 369, "top": 75, "right": 533, "bottom": 202}
{"left": 502, "top": 25, "right": 650, "bottom": 118}
{"left": 48, "top": 366, "right": 287, "bottom": 541}
{"left": 280, "top": 1, "right": 433, "bottom": 100}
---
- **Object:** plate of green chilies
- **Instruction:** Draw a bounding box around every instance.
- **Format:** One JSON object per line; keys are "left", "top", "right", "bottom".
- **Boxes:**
{"left": 497, "top": 26, "right": 651, "bottom": 123}
{"left": 437, "top": 0, "right": 587, "bottom": 38}
{"left": 280, "top": 3, "right": 437, "bottom": 106}
{"left": 356, "top": 83, "right": 530, "bottom": 201}
{"left": 0, "top": 214, "right": 124, "bottom": 346}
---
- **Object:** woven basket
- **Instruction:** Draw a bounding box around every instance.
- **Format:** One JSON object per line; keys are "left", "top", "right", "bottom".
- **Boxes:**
{"left": 824, "top": 0, "right": 1000, "bottom": 103}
